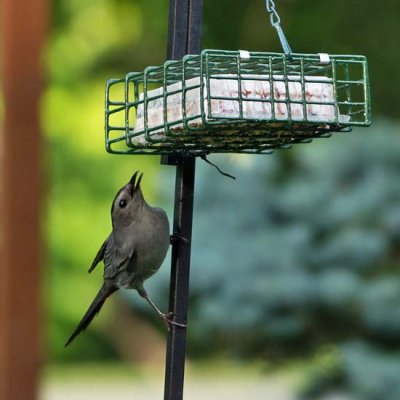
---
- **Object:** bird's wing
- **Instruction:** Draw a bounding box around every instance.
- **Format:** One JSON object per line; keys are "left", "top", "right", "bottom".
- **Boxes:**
{"left": 103, "top": 236, "right": 134, "bottom": 279}
{"left": 88, "top": 237, "right": 109, "bottom": 273}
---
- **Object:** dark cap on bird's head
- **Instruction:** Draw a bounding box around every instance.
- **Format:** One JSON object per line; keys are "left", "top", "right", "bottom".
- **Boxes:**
{"left": 111, "top": 171, "right": 145, "bottom": 220}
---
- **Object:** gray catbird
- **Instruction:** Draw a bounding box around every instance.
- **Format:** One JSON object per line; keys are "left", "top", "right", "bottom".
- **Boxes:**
{"left": 65, "top": 171, "right": 185, "bottom": 346}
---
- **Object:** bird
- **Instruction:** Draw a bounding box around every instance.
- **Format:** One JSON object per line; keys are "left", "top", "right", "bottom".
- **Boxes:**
{"left": 65, "top": 171, "right": 186, "bottom": 347}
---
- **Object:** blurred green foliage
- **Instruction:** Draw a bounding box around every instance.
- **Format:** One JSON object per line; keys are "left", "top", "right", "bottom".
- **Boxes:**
{"left": 45, "top": 0, "right": 400, "bottom": 397}
{"left": 144, "top": 121, "right": 400, "bottom": 349}
{"left": 187, "top": 122, "right": 400, "bottom": 399}
{"left": 301, "top": 342, "right": 400, "bottom": 400}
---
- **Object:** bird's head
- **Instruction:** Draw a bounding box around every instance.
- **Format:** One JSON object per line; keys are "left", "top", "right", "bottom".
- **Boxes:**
{"left": 111, "top": 171, "right": 145, "bottom": 226}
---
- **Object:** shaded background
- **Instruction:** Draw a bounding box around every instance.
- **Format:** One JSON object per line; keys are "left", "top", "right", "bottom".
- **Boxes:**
{"left": 2, "top": 0, "right": 400, "bottom": 399}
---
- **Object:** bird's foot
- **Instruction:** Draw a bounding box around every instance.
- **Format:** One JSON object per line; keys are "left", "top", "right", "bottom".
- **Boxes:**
{"left": 160, "top": 312, "right": 187, "bottom": 331}
{"left": 170, "top": 233, "right": 189, "bottom": 245}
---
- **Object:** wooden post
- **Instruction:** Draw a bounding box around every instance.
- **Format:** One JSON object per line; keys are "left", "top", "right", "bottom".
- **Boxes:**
{"left": 0, "top": 0, "right": 47, "bottom": 398}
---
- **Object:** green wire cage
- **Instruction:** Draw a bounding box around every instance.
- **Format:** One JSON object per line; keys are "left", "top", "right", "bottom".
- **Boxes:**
{"left": 105, "top": 0, "right": 371, "bottom": 156}
{"left": 105, "top": 49, "right": 370, "bottom": 155}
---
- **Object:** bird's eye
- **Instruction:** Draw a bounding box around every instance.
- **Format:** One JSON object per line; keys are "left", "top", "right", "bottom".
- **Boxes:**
{"left": 119, "top": 199, "right": 127, "bottom": 208}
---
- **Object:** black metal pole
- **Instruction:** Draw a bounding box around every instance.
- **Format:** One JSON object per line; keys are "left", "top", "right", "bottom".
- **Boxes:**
{"left": 162, "top": 1, "right": 203, "bottom": 400}
{"left": 163, "top": 156, "right": 196, "bottom": 400}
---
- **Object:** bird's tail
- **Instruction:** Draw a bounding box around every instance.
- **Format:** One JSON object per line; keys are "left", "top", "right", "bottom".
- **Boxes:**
{"left": 65, "top": 281, "right": 118, "bottom": 347}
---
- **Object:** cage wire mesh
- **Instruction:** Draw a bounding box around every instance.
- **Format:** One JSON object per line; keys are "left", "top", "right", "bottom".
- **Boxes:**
{"left": 105, "top": 49, "right": 370, "bottom": 155}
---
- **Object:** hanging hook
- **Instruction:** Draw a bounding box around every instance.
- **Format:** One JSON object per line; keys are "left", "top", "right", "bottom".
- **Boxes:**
{"left": 265, "top": 0, "right": 293, "bottom": 59}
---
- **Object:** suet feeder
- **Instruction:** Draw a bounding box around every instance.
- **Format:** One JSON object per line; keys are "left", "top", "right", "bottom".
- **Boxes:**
{"left": 105, "top": 5, "right": 371, "bottom": 156}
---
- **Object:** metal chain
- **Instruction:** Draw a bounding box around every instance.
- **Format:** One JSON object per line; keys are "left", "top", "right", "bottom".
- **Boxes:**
{"left": 266, "top": 0, "right": 281, "bottom": 27}
{"left": 265, "top": 0, "right": 293, "bottom": 57}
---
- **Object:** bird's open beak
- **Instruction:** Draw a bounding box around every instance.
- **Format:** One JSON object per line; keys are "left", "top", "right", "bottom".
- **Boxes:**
{"left": 129, "top": 171, "right": 139, "bottom": 187}
{"left": 128, "top": 171, "right": 143, "bottom": 196}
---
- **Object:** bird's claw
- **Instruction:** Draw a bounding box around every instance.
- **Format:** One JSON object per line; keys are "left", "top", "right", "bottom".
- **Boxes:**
{"left": 161, "top": 312, "right": 187, "bottom": 331}
{"left": 170, "top": 233, "right": 189, "bottom": 245}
